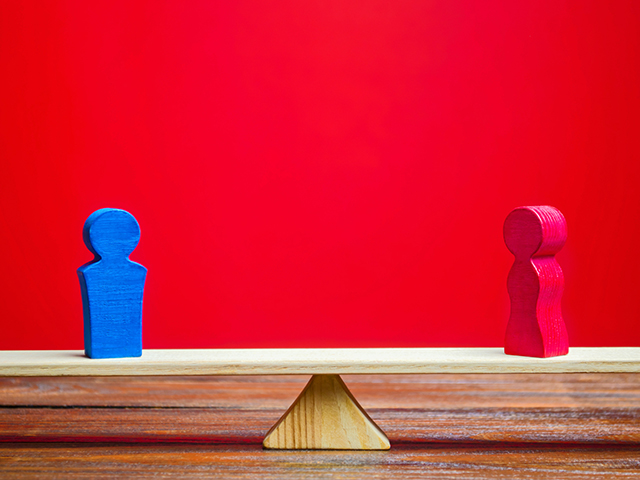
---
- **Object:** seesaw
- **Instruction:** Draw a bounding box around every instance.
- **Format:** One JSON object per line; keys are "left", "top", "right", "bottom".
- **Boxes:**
{"left": 1, "top": 347, "right": 639, "bottom": 450}
{"left": 4, "top": 206, "right": 637, "bottom": 450}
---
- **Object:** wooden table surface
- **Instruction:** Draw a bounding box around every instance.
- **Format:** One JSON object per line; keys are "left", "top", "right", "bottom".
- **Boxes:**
{"left": 1, "top": 373, "right": 639, "bottom": 478}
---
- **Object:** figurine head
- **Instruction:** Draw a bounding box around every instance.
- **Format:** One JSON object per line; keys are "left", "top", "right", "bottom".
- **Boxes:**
{"left": 83, "top": 208, "right": 141, "bottom": 260}
{"left": 504, "top": 205, "right": 567, "bottom": 259}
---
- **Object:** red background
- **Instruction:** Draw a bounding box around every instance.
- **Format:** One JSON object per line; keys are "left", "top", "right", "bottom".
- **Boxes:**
{"left": 1, "top": 1, "right": 640, "bottom": 349}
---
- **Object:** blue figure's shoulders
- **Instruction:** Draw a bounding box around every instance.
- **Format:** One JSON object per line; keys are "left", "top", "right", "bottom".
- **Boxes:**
{"left": 77, "top": 260, "right": 98, "bottom": 274}
{"left": 129, "top": 260, "right": 147, "bottom": 271}
{"left": 78, "top": 258, "right": 147, "bottom": 276}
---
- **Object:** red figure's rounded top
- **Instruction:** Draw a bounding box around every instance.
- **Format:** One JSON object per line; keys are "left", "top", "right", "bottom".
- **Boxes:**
{"left": 504, "top": 206, "right": 567, "bottom": 259}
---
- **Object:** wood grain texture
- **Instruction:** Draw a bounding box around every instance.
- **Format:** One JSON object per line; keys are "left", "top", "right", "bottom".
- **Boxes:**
{"left": 504, "top": 205, "right": 569, "bottom": 357}
{"left": 3, "top": 373, "right": 640, "bottom": 408}
{"left": 1, "top": 444, "right": 639, "bottom": 480}
{"left": 1, "top": 348, "right": 639, "bottom": 376}
{"left": 1, "top": 375, "right": 639, "bottom": 478}
{"left": 1, "top": 374, "right": 640, "bottom": 444}
{"left": 263, "top": 374, "right": 390, "bottom": 450}
{"left": 77, "top": 208, "right": 146, "bottom": 359}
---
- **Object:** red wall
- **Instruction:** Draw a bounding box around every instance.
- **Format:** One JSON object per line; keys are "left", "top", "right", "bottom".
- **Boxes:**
{"left": 1, "top": 1, "right": 640, "bottom": 349}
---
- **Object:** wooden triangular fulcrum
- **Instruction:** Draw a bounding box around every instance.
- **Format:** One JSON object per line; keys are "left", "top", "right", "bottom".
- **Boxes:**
{"left": 263, "top": 374, "right": 390, "bottom": 450}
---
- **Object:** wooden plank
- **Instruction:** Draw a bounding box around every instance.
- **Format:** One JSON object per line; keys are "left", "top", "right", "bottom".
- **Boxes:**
{"left": 0, "top": 347, "right": 639, "bottom": 376}
{"left": 1, "top": 405, "right": 640, "bottom": 444}
{"left": 2, "top": 444, "right": 639, "bottom": 479}
{"left": 2, "top": 374, "right": 639, "bottom": 408}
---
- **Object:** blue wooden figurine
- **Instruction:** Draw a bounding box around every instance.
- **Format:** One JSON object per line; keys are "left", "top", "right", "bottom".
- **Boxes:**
{"left": 78, "top": 208, "right": 147, "bottom": 358}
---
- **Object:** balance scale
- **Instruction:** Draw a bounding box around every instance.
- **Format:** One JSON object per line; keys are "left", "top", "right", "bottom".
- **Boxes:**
{"left": 2, "top": 347, "right": 639, "bottom": 450}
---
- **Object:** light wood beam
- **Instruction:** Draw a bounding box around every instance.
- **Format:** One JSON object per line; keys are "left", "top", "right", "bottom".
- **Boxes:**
{"left": 0, "top": 347, "right": 638, "bottom": 376}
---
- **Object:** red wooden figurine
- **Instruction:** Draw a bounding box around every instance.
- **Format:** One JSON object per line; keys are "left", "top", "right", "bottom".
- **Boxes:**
{"left": 504, "top": 206, "right": 569, "bottom": 357}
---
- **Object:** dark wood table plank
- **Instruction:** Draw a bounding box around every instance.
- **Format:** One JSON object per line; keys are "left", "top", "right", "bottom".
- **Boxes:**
{"left": 2, "top": 407, "right": 640, "bottom": 444}
{"left": 2, "top": 374, "right": 639, "bottom": 408}
{"left": 2, "top": 444, "right": 639, "bottom": 479}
